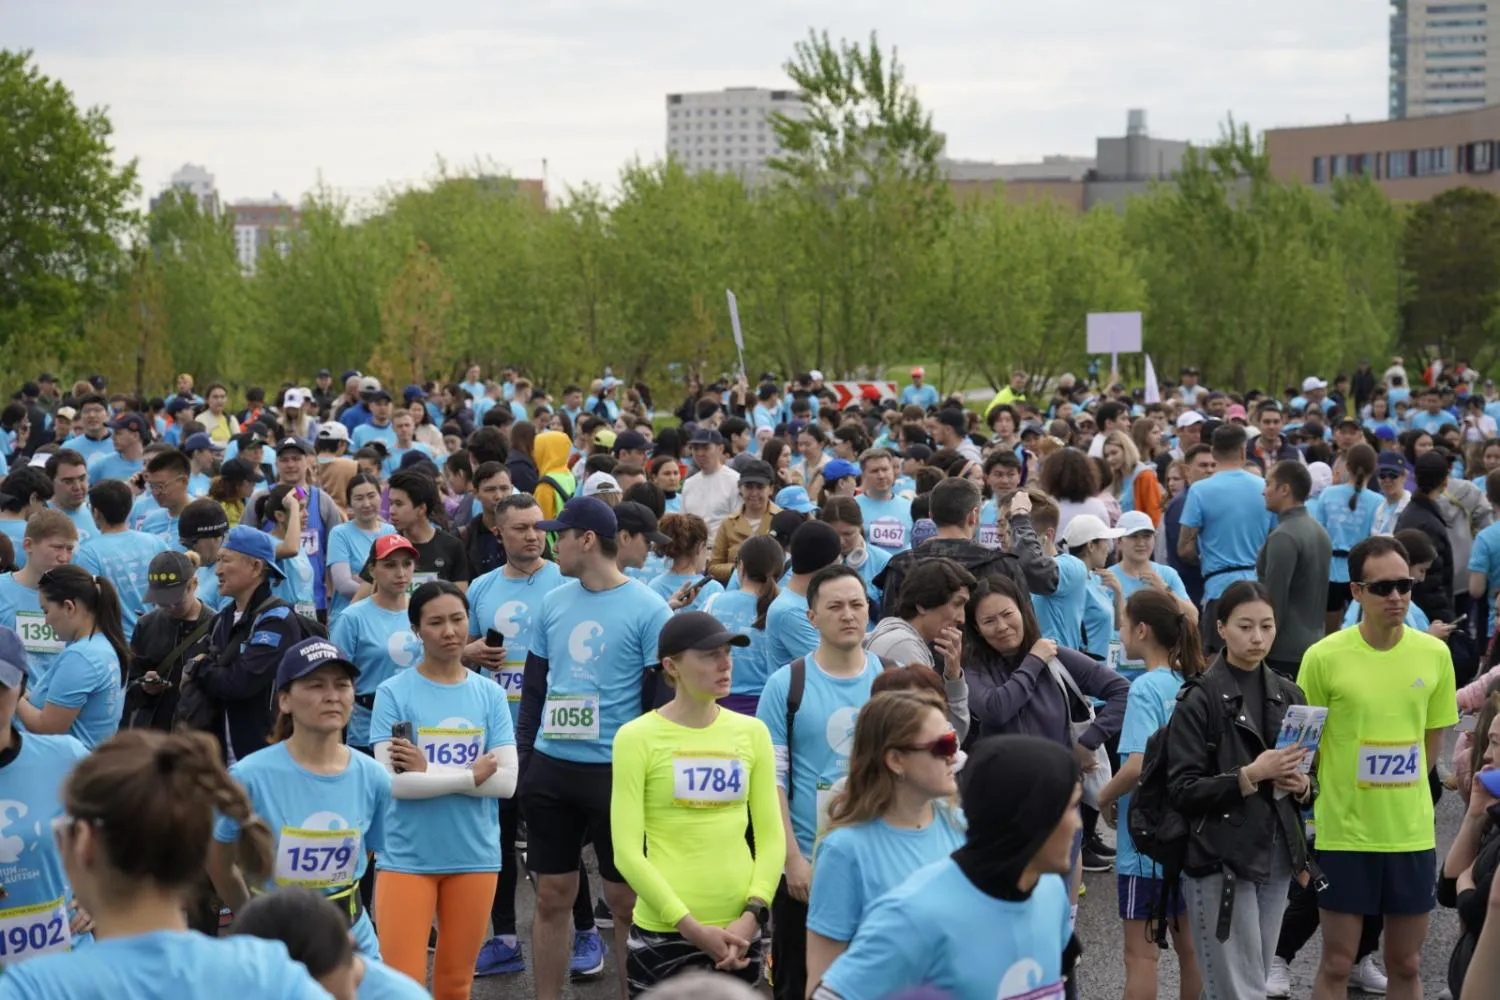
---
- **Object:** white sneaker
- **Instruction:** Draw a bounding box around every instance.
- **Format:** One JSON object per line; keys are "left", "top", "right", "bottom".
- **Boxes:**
{"left": 1349, "top": 954, "right": 1388, "bottom": 995}
{"left": 1265, "top": 956, "right": 1291, "bottom": 998}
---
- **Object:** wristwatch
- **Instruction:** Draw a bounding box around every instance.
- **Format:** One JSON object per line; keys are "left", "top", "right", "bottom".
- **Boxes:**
{"left": 744, "top": 898, "right": 770, "bottom": 929}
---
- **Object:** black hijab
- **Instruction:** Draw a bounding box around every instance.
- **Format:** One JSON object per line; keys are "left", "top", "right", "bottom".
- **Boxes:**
{"left": 952, "top": 734, "right": 1080, "bottom": 901}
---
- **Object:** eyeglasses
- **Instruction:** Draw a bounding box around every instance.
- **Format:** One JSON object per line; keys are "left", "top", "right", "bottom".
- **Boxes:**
{"left": 146, "top": 476, "right": 185, "bottom": 494}
{"left": 1376, "top": 471, "right": 1403, "bottom": 480}
{"left": 1358, "top": 577, "right": 1414, "bottom": 597}
{"left": 900, "top": 731, "right": 960, "bottom": 759}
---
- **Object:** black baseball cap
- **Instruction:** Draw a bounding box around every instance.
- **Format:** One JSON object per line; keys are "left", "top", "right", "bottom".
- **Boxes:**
{"left": 145, "top": 551, "right": 197, "bottom": 605}
{"left": 537, "top": 496, "right": 618, "bottom": 539}
{"left": 689, "top": 428, "right": 725, "bottom": 447}
{"left": 613, "top": 501, "right": 668, "bottom": 544}
{"left": 657, "top": 611, "right": 750, "bottom": 661}
{"left": 613, "top": 430, "right": 649, "bottom": 455}
{"left": 178, "top": 499, "right": 231, "bottom": 542}
{"left": 738, "top": 459, "right": 775, "bottom": 486}
{"left": 275, "top": 436, "right": 313, "bottom": 456}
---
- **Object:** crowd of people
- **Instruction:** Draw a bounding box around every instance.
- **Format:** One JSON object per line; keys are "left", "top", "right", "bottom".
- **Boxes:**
{"left": 0, "top": 356, "right": 1495, "bottom": 999}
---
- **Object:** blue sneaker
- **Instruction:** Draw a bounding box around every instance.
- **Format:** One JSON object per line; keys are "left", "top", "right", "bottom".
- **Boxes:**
{"left": 569, "top": 928, "right": 606, "bottom": 977}
{"left": 475, "top": 936, "right": 525, "bottom": 977}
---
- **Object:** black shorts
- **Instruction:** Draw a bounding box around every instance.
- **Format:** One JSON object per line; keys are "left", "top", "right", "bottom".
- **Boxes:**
{"left": 518, "top": 751, "right": 621, "bottom": 882}
{"left": 1326, "top": 580, "right": 1353, "bottom": 613}
{"left": 625, "top": 925, "right": 763, "bottom": 998}
{"left": 1315, "top": 848, "right": 1437, "bottom": 916}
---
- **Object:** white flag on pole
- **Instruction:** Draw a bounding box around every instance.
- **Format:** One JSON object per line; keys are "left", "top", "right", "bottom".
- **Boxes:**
{"left": 726, "top": 290, "right": 744, "bottom": 352}
{"left": 1143, "top": 354, "right": 1161, "bottom": 404}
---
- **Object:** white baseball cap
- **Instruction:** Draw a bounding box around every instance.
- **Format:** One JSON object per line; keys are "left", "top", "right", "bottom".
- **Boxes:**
{"left": 809, "top": 370, "right": 824, "bottom": 382}
{"left": 1175, "top": 410, "right": 1205, "bottom": 429}
{"left": 1116, "top": 510, "right": 1155, "bottom": 536}
{"left": 315, "top": 421, "right": 350, "bottom": 442}
{"left": 1061, "top": 514, "right": 1124, "bottom": 550}
{"left": 581, "top": 472, "right": 621, "bottom": 497}
{"left": 282, "top": 388, "right": 306, "bottom": 410}
{"left": 1301, "top": 376, "right": 1327, "bottom": 393}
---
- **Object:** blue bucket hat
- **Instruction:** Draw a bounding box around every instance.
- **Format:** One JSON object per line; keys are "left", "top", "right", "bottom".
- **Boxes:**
{"left": 774, "top": 485, "right": 816, "bottom": 514}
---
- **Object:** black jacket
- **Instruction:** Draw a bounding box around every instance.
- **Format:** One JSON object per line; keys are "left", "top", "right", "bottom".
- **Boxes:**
{"left": 875, "top": 514, "right": 1059, "bottom": 606}
{"left": 195, "top": 582, "right": 306, "bottom": 763}
{"left": 506, "top": 451, "right": 539, "bottom": 495}
{"left": 1397, "top": 493, "right": 1456, "bottom": 623}
{"left": 1166, "top": 656, "right": 1313, "bottom": 884}
{"left": 123, "top": 601, "right": 217, "bottom": 730}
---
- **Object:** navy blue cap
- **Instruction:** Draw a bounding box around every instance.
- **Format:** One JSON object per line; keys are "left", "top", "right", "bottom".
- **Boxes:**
{"left": 536, "top": 496, "right": 618, "bottom": 539}
{"left": 181, "top": 432, "right": 222, "bottom": 455}
{"left": 1376, "top": 451, "right": 1408, "bottom": 474}
{"left": 340, "top": 369, "right": 361, "bottom": 383}
{"left": 110, "top": 412, "right": 151, "bottom": 438}
{"left": 0, "top": 626, "right": 26, "bottom": 688}
{"left": 275, "top": 637, "right": 359, "bottom": 691}
{"left": 223, "top": 525, "right": 286, "bottom": 579}
{"left": 689, "top": 428, "right": 724, "bottom": 447}
{"left": 403, "top": 384, "right": 426, "bottom": 402}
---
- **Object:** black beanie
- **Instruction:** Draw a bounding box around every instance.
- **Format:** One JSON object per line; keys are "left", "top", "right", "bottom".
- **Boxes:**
{"left": 789, "top": 520, "right": 842, "bottom": 575}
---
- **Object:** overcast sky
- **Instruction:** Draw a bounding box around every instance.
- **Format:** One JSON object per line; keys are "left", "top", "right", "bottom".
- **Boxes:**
{"left": 13, "top": 0, "right": 1388, "bottom": 208}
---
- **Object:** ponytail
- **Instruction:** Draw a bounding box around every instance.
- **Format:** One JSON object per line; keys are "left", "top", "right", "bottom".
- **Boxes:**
{"left": 1124, "top": 588, "right": 1204, "bottom": 678}
{"left": 1344, "top": 443, "right": 1377, "bottom": 512}
{"left": 737, "top": 535, "right": 784, "bottom": 631}
{"left": 38, "top": 566, "right": 131, "bottom": 684}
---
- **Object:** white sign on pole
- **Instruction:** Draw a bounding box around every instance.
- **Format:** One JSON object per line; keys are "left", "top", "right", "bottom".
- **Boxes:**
{"left": 1086, "top": 312, "right": 1143, "bottom": 355}
{"left": 726, "top": 289, "right": 747, "bottom": 379}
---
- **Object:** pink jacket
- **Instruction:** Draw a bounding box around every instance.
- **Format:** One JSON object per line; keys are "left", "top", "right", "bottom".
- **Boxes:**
{"left": 1453, "top": 663, "right": 1500, "bottom": 801}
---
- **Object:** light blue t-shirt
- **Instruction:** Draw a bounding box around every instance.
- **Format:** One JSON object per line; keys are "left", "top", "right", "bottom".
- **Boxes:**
{"left": 978, "top": 499, "right": 1004, "bottom": 548}
{"left": 214, "top": 742, "right": 391, "bottom": 958}
{"left": 855, "top": 495, "right": 914, "bottom": 553}
{"left": 270, "top": 550, "right": 315, "bottom": 616}
{"left": 370, "top": 668, "right": 513, "bottom": 874}
{"left": 622, "top": 551, "right": 669, "bottom": 587}
{"left": 1181, "top": 469, "right": 1275, "bottom": 599}
{"left": 85, "top": 453, "right": 143, "bottom": 484}
{"left": 0, "top": 732, "right": 90, "bottom": 961}
{"left": 357, "top": 958, "right": 430, "bottom": 999}
{"left": 1409, "top": 409, "right": 1457, "bottom": 435}
{"left": 466, "top": 561, "right": 567, "bottom": 721}
{"left": 1470, "top": 522, "right": 1500, "bottom": 605}
{"left": 329, "top": 600, "right": 423, "bottom": 749}
{"left": 326, "top": 521, "right": 396, "bottom": 620}
{"left": 127, "top": 492, "right": 159, "bottom": 532}
{"left": 27, "top": 632, "right": 122, "bottom": 749}
{"left": 59, "top": 433, "right": 114, "bottom": 466}
{"left": 1082, "top": 573, "right": 1114, "bottom": 660}
{"left": 1116, "top": 668, "right": 1186, "bottom": 878}
{"left": 0, "top": 519, "right": 27, "bottom": 570}
{"left": 51, "top": 503, "right": 95, "bottom": 545}
{"left": 756, "top": 651, "right": 881, "bottom": 856}
{"left": 901, "top": 384, "right": 939, "bottom": 409}
{"left": 765, "top": 588, "right": 820, "bottom": 672}
{"left": 1311, "top": 485, "right": 1382, "bottom": 583}
{"left": 1107, "top": 563, "right": 1190, "bottom": 679}
{"left": 647, "top": 571, "right": 725, "bottom": 612}
{"left": 188, "top": 472, "right": 211, "bottom": 498}
{"left": 136, "top": 508, "right": 183, "bottom": 552}
{"left": 0, "top": 575, "right": 62, "bottom": 685}
{"left": 0, "top": 930, "right": 328, "bottom": 999}
{"left": 531, "top": 578, "right": 672, "bottom": 765}
{"left": 808, "top": 807, "right": 966, "bottom": 941}
{"left": 704, "top": 589, "right": 777, "bottom": 698}
{"left": 821, "top": 859, "right": 1072, "bottom": 1000}
{"left": 351, "top": 422, "right": 398, "bottom": 451}
{"left": 1031, "top": 553, "right": 1088, "bottom": 650}
{"left": 73, "top": 530, "right": 169, "bottom": 640}
{"left": 380, "top": 443, "right": 436, "bottom": 480}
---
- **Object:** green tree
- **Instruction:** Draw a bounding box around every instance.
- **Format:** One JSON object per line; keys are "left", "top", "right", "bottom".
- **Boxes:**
{"left": 0, "top": 50, "right": 139, "bottom": 372}
{"left": 1401, "top": 187, "right": 1500, "bottom": 367}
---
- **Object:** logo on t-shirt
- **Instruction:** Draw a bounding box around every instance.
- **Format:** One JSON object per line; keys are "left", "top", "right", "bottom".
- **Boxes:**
{"left": 385, "top": 630, "right": 422, "bottom": 668}
{"left": 826, "top": 706, "right": 859, "bottom": 758}
{"left": 493, "top": 601, "right": 530, "bottom": 640}
{"left": 568, "top": 621, "right": 607, "bottom": 664}
{"left": 0, "top": 801, "right": 27, "bottom": 863}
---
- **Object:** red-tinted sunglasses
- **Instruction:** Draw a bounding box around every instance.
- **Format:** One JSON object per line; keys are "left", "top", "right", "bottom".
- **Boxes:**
{"left": 902, "top": 731, "right": 960, "bottom": 759}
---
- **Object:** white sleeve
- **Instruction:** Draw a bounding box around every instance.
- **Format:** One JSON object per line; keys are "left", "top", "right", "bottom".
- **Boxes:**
{"left": 374, "top": 741, "right": 480, "bottom": 800}
{"left": 463, "top": 744, "right": 518, "bottom": 799}
{"left": 330, "top": 561, "right": 361, "bottom": 597}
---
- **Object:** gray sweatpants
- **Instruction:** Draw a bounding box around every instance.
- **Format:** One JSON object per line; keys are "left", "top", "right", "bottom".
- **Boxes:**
{"left": 1182, "top": 843, "right": 1293, "bottom": 1000}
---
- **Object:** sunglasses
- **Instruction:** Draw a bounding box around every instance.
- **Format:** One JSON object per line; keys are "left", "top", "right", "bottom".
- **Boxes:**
{"left": 901, "top": 731, "right": 960, "bottom": 759}
{"left": 1376, "top": 471, "right": 1403, "bottom": 480}
{"left": 1358, "top": 577, "right": 1414, "bottom": 597}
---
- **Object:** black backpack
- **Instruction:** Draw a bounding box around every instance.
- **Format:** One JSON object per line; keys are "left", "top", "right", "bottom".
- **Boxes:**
{"left": 1126, "top": 676, "right": 1219, "bottom": 946}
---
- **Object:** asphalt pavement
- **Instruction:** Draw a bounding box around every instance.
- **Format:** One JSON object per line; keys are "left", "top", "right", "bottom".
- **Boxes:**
{"left": 460, "top": 784, "right": 1469, "bottom": 1000}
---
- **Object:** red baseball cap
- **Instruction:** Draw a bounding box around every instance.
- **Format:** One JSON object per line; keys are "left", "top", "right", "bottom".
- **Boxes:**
{"left": 372, "top": 535, "right": 420, "bottom": 561}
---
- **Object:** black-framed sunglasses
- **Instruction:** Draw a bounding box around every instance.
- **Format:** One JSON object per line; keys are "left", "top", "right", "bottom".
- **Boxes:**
{"left": 1376, "top": 470, "right": 1403, "bottom": 480}
{"left": 1357, "top": 577, "right": 1414, "bottom": 597}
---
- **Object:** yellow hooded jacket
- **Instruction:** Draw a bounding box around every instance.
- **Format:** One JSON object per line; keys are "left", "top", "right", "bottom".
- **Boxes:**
{"left": 532, "top": 430, "right": 576, "bottom": 519}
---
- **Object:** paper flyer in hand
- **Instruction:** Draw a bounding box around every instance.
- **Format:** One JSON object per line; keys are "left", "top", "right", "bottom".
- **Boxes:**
{"left": 1274, "top": 705, "right": 1327, "bottom": 774}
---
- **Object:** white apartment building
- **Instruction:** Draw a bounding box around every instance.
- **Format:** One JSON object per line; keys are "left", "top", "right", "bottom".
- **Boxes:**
{"left": 665, "top": 87, "right": 808, "bottom": 180}
{"left": 1390, "top": 0, "right": 1498, "bottom": 117}
{"left": 228, "top": 197, "right": 298, "bottom": 275}
{"left": 150, "top": 163, "right": 220, "bottom": 217}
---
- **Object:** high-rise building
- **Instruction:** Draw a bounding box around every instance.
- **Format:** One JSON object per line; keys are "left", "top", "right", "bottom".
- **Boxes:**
{"left": 665, "top": 87, "right": 809, "bottom": 180}
{"left": 1389, "top": 1, "right": 1495, "bottom": 118}
{"left": 228, "top": 197, "right": 299, "bottom": 275}
{"left": 150, "top": 163, "right": 220, "bottom": 217}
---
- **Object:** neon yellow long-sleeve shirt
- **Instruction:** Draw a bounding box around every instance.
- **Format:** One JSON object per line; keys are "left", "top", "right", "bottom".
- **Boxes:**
{"left": 610, "top": 707, "right": 785, "bottom": 932}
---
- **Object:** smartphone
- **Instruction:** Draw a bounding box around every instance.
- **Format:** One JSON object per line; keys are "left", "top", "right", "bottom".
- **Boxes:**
{"left": 293, "top": 486, "right": 308, "bottom": 502}
{"left": 1450, "top": 614, "right": 1469, "bottom": 628}
{"left": 685, "top": 573, "right": 715, "bottom": 597}
{"left": 485, "top": 629, "right": 506, "bottom": 649}
{"left": 391, "top": 721, "right": 414, "bottom": 773}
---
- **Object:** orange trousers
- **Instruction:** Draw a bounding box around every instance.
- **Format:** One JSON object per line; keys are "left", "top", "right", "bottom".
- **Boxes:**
{"left": 375, "top": 870, "right": 498, "bottom": 1000}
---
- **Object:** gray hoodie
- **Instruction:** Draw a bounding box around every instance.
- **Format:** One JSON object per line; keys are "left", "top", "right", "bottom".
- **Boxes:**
{"left": 864, "top": 618, "right": 972, "bottom": 741}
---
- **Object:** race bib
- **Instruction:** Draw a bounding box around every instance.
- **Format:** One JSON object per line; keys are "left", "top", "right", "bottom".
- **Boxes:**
{"left": 672, "top": 753, "right": 747, "bottom": 807}
{"left": 542, "top": 694, "right": 600, "bottom": 740}
{"left": 274, "top": 827, "right": 360, "bottom": 889}
{"left": 494, "top": 662, "right": 525, "bottom": 703}
{"left": 15, "top": 612, "right": 62, "bottom": 655}
{"left": 417, "top": 726, "right": 484, "bottom": 768}
{"left": 294, "top": 602, "right": 317, "bottom": 619}
{"left": 407, "top": 572, "right": 439, "bottom": 594}
{"left": 977, "top": 523, "right": 1001, "bottom": 548}
{"left": 300, "top": 526, "right": 320, "bottom": 557}
{"left": 869, "top": 519, "right": 906, "bottom": 550}
{"left": 0, "top": 897, "right": 71, "bottom": 965}
{"left": 1357, "top": 740, "right": 1421, "bottom": 788}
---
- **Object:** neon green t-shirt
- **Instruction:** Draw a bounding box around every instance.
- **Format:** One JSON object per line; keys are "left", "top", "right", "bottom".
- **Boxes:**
{"left": 610, "top": 707, "right": 786, "bottom": 933}
{"left": 1299, "top": 624, "right": 1457, "bottom": 852}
